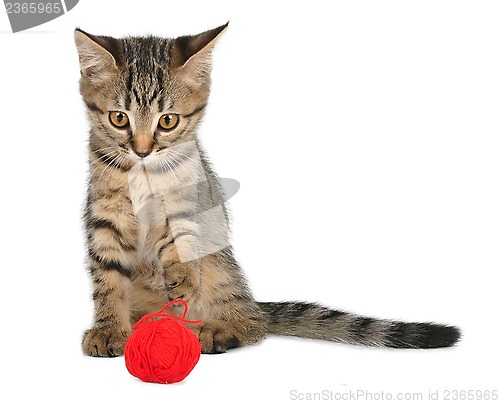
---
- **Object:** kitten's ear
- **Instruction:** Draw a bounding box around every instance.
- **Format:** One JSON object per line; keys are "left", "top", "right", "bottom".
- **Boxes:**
{"left": 172, "top": 22, "right": 228, "bottom": 84}
{"left": 74, "top": 29, "right": 123, "bottom": 83}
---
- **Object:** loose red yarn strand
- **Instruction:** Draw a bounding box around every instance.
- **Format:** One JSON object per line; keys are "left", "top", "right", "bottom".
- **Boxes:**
{"left": 132, "top": 299, "right": 202, "bottom": 331}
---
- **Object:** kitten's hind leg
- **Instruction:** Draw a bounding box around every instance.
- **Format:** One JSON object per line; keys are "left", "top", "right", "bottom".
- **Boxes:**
{"left": 190, "top": 318, "right": 266, "bottom": 354}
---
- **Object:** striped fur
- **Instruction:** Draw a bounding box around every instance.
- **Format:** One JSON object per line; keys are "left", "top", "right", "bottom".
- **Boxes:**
{"left": 75, "top": 24, "right": 460, "bottom": 356}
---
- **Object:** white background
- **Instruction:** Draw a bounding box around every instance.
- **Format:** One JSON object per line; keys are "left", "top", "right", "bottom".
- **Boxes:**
{"left": 0, "top": 1, "right": 499, "bottom": 403}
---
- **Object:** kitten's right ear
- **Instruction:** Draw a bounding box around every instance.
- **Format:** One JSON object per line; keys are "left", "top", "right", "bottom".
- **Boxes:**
{"left": 74, "top": 29, "right": 122, "bottom": 83}
{"left": 172, "top": 22, "right": 228, "bottom": 85}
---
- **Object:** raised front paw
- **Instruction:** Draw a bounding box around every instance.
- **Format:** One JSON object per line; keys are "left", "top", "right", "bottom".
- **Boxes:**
{"left": 82, "top": 327, "right": 131, "bottom": 357}
{"left": 164, "top": 262, "right": 200, "bottom": 304}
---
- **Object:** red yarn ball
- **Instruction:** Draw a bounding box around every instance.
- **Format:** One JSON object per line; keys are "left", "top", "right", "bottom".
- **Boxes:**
{"left": 124, "top": 300, "right": 201, "bottom": 384}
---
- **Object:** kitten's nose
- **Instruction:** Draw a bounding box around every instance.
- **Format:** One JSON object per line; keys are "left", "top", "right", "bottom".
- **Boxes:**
{"left": 132, "top": 131, "right": 154, "bottom": 158}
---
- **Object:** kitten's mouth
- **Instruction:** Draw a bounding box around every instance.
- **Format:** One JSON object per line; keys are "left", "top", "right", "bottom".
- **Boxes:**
{"left": 127, "top": 150, "right": 167, "bottom": 172}
{"left": 134, "top": 149, "right": 152, "bottom": 158}
{"left": 127, "top": 148, "right": 155, "bottom": 163}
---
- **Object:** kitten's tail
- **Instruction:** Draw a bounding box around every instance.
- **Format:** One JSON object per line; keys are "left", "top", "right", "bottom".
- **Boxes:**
{"left": 258, "top": 301, "right": 460, "bottom": 348}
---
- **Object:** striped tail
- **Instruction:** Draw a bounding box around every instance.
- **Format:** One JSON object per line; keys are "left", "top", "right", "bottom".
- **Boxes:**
{"left": 259, "top": 301, "right": 460, "bottom": 349}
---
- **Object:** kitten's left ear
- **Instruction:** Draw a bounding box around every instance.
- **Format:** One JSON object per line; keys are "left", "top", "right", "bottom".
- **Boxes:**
{"left": 172, "top": 22, "right": 229, "bottom": 84}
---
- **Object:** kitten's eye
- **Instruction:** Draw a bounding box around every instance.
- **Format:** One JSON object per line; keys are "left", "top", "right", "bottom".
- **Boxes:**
{"left": 109, "top": 111, "right": 129, "bottom": 128}
{"left": 158, "top": 114, "right": 179, "bottom": 131}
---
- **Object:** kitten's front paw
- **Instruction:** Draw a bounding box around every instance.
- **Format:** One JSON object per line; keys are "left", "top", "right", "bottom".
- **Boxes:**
{"left": 82, "top": 327, "right": 131, "bottom": 357}
{"left": 164, "top": 262, "right": 200, "bottom": 304}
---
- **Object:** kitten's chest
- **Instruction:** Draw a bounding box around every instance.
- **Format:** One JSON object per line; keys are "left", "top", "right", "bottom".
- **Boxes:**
{"left": 127, "top": 169, "right": 170, "bottom": 261}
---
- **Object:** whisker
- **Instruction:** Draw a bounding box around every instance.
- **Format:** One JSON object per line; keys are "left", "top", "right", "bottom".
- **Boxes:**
{"left": 97, "top": 152, "right": 124, "bottom": 183}
{"left": 91, "top": 146, "right": 117, "bottom": 154}
{"left": 167, "top": 149, "right": 204, "bottom": 171}
{"left": 167, "top": 153, "right": 199, "bottom": 185}
{"left": 162, "top": 157, "right": 182, "bottom": 187}
{"left": 89, "top": 149, "right": 119, "bottom": 178}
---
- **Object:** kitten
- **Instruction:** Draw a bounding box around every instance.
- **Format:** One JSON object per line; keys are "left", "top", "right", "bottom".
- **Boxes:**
{"left": 75, "top": 23, "right": 460, "bottom": 356}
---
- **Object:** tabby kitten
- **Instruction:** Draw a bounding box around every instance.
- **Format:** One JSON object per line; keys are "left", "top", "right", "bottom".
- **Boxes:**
{"left": 75, "top": 23, "right": 460, "bottom": 356}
